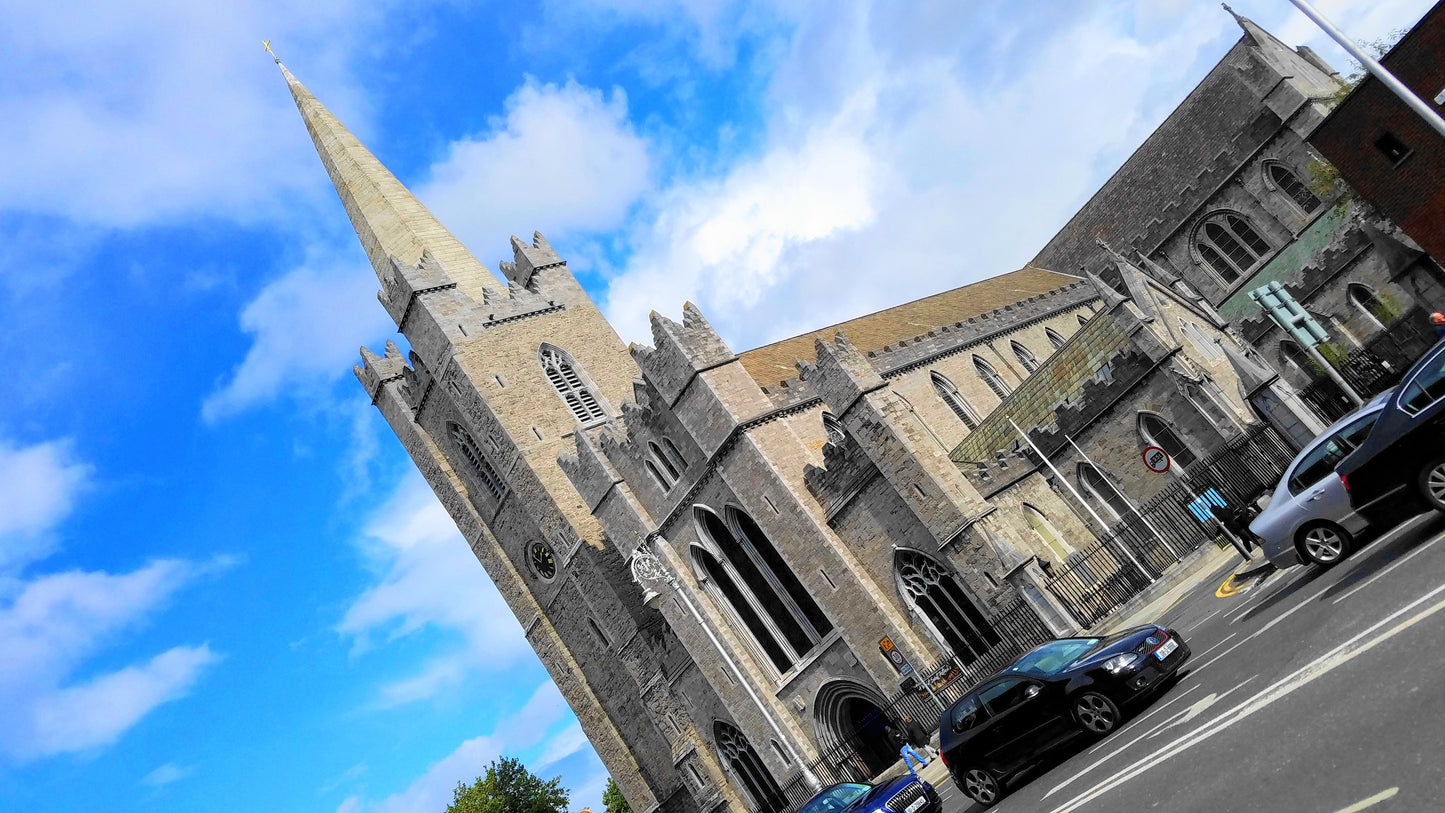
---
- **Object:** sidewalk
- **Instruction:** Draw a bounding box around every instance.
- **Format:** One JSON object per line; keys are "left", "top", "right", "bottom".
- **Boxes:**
{"left": 1090, "top": 541, "right": 1255, "bottom": 634}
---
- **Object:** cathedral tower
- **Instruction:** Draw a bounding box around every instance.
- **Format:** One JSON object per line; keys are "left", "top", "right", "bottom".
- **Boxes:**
{"left": 276, "top": 58, "right": 718, "bottom": 812}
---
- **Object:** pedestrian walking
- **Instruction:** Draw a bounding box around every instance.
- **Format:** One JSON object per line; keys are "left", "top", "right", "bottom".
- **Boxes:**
{"left": 1431, "top": 311, "right": 1445, "bottom": 340}
{"left": 902, "top": 715, "right": 939, "bottom": 760}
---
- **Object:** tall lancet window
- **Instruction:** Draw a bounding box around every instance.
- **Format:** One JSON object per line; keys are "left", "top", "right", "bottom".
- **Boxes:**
{"left": 974, "top": 355, "right": 1011, "bottom": 399}
{"left": 691, "top": 506, "right": 830, "bottom": 673}
{"left": 931, "top": 372, "right": 979, "bottom": 429}
{"left": 447, "top": 422, "right": 506, "bottom": 502}
{"left": 822, "top": 411, "right": 847, "bottom": 444}
{"left": 1046, "top": 328, "right": 1067, "bottom": 350}
{"left": 1138, "top": 412, "right": 1199, "bottom": 473}
{"left": 1195, "top": 212, "right": 1271, "bottom": 285}
{"left": 1267, "top": 162, "right": 1322, "bottom": 214}
{"left": 1077, "top": 463, "right": 1131, "bottom": 522}
{"left": 1348, "top": 283, "right": 1389, "bottom": 329}
{"left": 714, "top": 722, "right": 785, "bottom": 813}
{"left": 894, "top": 549, "right": 1000, "bottom": 665}
{"left": 539, "top": 344, "right": 607, "bottom": 424}
{"left": 1011, "top": 340, "right": 1040, "bottom": 373}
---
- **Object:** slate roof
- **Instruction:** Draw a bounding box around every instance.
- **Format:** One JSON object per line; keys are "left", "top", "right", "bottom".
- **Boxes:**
{"left": 737, "top": 267, "right": 1082, "bottom": 386}
{"left": 1029, "top": 38, "right": 1280, "bottom": 277}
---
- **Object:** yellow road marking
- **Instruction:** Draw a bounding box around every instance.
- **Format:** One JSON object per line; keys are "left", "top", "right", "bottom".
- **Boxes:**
{"left": 1215, "top": 574, "right": 1248, "bottom": 598}
{"left": 1333, "top": 787, "right": 1399, "bottom": 812}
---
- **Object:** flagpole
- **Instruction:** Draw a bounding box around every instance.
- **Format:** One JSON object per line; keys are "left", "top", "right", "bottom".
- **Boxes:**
{"left": 1009, "top": 419, "right": 1155, "bottom": 583}
{"left": 1281, "top": 0, "right": 1445, "bottom": 139}
{"left": 1065, "top": 434, "right": 1187, "bottom": 561}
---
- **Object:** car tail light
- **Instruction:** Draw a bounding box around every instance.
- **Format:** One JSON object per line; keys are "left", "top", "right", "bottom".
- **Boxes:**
{"left": 1339, "top": 473, "right": 1350, "bottom": 493}
{"left": 938, "top": 750, "right": 949, "bottom": 767}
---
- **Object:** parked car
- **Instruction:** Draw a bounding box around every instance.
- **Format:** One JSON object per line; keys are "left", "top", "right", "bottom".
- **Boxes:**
{"left": 938, "top": 626, "right": 1190, "bottom": 808}
{"left": 1339, "top": 338, "right": 1445, "bottom": 524}
{"left": 796, "top": 776, "right": 940, "bottom": 813}
{"left": 1249, "top": 390, "right": 1391, "bottom": 568}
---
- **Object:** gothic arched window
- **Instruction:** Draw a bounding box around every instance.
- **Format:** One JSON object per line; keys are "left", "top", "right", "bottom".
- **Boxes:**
{"left": 1279, "top": 339, "right": 1316, "bottom": 376}
{"left": 974, "top": 355, "right": 1011, "bottom": 399}
{"left": 1011, "top": 340, "right": 1039, "bottom": 373}
{"left": 1046, "top": 328, "right": 1067, "bottom": 350}
{"left": 1184, "top": 381, "right": 1237, "bottom": 435}
{"left": 1267, "top": 161, "right": 1322, "bottom": 214}
{"left": 714, "top": 722, "right": 785, "bottom": 812}
{"left": 930, "top": 372, "right": 979, "bottom": 429}
{"left": 539, "top": 344, "right": 607, "bottom": 424}
{"left": 1348, "top": 283, "right": 1388, "bottom": 329}
{"left": 1024, "top": 503, "right": 1072, "bottom": 561}
{"left": 1078, "top": 463, "right": 1132, "bottom": 522}
{"left": 648, "top": 441, "right": 679, "bottom": 488}
{"left": 692, "top": 506, "right": 830, "bottom": 673}
{"left": 1194, "top": 212, "right": 1271, "bottom": 285}
{"left": 894, "top": 548, "right": 999, "bottom": 664}
{"left": 447, "top": 422, "right": 506, "bottom": 502}
{"left": 822, "top": 411, "right": 847, "bottom": 444}
{"left": 1138, "top": 412, "right": 1199, "bottom": 473}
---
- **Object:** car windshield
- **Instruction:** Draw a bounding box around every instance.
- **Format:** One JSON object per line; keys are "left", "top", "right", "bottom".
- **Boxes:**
{"left": 798, "top": 784, "right": 871, "bottom": 813}
{"left": 1008, "top": 638, "right": 1100, "bottom": 674}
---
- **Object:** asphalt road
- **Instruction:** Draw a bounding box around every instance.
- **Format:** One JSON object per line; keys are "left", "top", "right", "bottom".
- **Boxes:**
{"left": 936, "top": 510, "right": 1445, "bottom": 813}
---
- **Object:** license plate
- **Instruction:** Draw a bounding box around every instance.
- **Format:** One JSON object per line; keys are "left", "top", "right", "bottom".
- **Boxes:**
{"left": 1154, "top": 637, "right": 1179, "bottom": 660}
{"left": 905, "top": 797, "right": 927, "bottom": 813}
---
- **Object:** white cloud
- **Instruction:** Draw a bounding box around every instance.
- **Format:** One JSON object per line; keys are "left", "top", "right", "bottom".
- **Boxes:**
{"left": 337, "top": 473, "right": 531, "bottom": 706}
{"left": 140, "top": 762, "right": 196, "bottom": 787}
{"left": 201, "top": 253, "right": 395, "bottom": 422}
{"left": 0, "top": 437, "right": 91, "bottom": 574}
{"left": 0, "top": 557, "right": 227, "bottom": 760}
{"left": 418, "top": 79, "right": 651, "bottom": 267}
{"left": 360, "top": 682, "right": 579, "bottom": 813}
{"left": 598, "top": 0, "right": 1437, "bottom": 352}
{"left": 0, "top": 0, "right": 397, "bottom": 228}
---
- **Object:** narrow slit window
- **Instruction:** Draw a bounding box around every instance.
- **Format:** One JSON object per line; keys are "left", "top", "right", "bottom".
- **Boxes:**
{"left": 539, "top": 344, "right": 607, "bottom": 424}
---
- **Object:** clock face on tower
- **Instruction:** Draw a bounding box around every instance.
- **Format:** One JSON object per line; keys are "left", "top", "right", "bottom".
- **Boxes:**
{"left": 529, "top": 541, "right": 557, "bottom": 582}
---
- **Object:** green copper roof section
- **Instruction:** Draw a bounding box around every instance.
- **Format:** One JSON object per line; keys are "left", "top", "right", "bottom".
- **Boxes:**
{"left": 1217, "top": 208, "right": 1349, "bottom": 322}
{"left": 949, "top": 313, "right": 1133, "bottom": 464}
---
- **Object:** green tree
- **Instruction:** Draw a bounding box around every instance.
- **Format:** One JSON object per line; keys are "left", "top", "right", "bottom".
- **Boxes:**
{"left": 602, "top": 778, "right": 633, "bottom": 813}
{"left": 446, "top": 757, "right": 570, "bottom": 813}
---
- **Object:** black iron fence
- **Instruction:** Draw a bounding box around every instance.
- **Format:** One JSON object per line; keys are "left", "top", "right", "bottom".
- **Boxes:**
{"left": 1300, "top": 308, "right": 1438, "bottom": 423}
{"left": 1044, "top": 423, "right": 1297, "bottom": 627}
{"left": 753, "top": 599, "right": 1053, "bottom": 813}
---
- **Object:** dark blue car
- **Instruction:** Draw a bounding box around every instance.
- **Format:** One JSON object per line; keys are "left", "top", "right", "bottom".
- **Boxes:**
{"left": 796, "top": 777, "right": 940, "bottom": 813}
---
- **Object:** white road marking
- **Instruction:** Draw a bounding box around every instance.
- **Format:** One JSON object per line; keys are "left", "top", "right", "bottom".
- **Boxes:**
{"left": 1333, "top": 787, "right": 1399, "bottom": 812}
{"left": 1227, "top": 566, "right": 1304, "bottom": 623}
{"left": 1048, "top": 580, "right": 1445, "bottom": 813}
{"left": 1333, "top": 534, "right": 1445, "bottom": 605}
{"left": 1086, "top": 684, "right": 1200, "bottom": 756}
{"left": 1048, "top": 678, "right": 1253, "bottom": 798}
{"left": 1191, "top": 606, "right": 1225, "bottom": 628}
{"left": 1191, "top": 577, "right": 1339, "bottom": 675}
{"left": 1186, "top": 632, "right": 1238, "bottom": 665}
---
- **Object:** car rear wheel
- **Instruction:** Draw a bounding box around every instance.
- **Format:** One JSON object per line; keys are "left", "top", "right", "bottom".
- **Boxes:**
{"left": 960, "top": 767, "right": 1001, "bottom": 808}
{"left": 1073, "top": 691, "right": 1121, "bottom": 735}
{"left": 1418, "top": 458, "right": 1445, "bottom": 512}
{"left": 1297, "top": 523, "right": 1351, "bottom": 567}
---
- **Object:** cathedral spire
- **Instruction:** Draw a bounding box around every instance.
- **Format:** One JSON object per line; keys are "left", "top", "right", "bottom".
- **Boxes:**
{"left": 273, "top": 54, "right": 502, "bottom": 306}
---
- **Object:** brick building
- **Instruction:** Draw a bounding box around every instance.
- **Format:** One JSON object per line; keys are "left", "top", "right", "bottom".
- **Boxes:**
{"left": 1309, "top": 0, "right": 1445, "bottom": 264}
{"left": 278, "top": 9, "right": 1430, "bottom": 813}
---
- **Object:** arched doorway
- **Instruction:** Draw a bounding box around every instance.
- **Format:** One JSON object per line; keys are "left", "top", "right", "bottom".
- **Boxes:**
{"left": 714, "top": 721, "right": 785, "bottom": 812}
{"left": 814, "top": 680, "right": 896, "bottom": 780}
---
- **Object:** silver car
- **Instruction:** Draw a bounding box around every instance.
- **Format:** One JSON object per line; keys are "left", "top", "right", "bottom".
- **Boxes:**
{"left": 1250, "top": 392, "right": 1391, "bottom": 568}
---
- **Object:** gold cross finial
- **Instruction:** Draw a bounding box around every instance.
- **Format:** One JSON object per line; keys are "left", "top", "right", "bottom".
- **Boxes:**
{"left": 263, "top": 40, "right": 279, "bottom": 63}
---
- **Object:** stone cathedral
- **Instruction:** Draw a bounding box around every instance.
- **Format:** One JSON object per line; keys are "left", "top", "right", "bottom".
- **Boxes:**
{"left": 277, "top": 10, "right": 1440, "bottom": 813}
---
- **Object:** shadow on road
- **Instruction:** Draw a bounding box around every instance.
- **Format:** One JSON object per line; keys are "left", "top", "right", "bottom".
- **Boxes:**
{"left": 1233, "top": 564, "right": 1328, "bottom": 625}
{"left": 1316, "top": 512, "right": 1444, "bottom": 602}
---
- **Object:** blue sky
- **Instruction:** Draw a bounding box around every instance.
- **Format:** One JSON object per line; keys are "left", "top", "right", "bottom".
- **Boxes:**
{"left": 0, "top": 1, "right": 1432, "bottom": 811}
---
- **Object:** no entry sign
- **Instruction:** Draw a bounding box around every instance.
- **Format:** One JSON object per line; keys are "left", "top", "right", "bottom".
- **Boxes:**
{"left": 1142, "top": 445, "right": 1171, "bottom": 473}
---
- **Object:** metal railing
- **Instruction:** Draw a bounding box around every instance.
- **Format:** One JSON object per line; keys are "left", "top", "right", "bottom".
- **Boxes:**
{"left": 1044, "top": 423, "right": 1296, "bottom": 627}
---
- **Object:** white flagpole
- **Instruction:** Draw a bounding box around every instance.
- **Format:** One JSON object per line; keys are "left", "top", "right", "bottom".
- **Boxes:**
{"left": 1065, "top": 434, "right": 1188, "bottom": 560}
{"left": 1009, "top": 419, "right": 1155, "bottom": 583}
{"left": 1282, "top": 0, "right": 1445, "bottom": 139}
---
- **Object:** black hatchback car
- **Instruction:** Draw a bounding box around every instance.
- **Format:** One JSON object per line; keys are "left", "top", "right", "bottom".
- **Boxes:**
{"left": 1338, "top": 338, "right": 1445, "bottom": 523}
{"left": 938, "top": 625, "right": 1190, "bottom": 808}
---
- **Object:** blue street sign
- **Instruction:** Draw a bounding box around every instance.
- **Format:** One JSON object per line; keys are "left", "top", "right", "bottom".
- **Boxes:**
{"left": 1186, "top": 488, "right": 1227, "bottom": 523}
